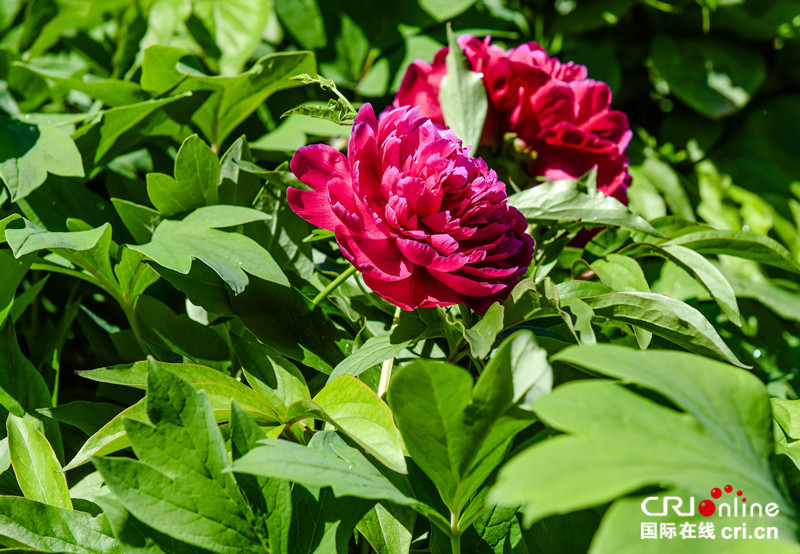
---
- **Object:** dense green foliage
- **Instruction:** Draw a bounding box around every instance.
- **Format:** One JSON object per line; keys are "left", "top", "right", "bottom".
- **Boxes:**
{"left": 1, "top": 0, "right": 800, "bottom": 552}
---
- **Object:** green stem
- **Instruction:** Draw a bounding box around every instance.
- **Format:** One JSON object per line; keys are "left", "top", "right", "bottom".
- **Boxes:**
{"left": 312, "top": 265, "right": 358, "bottom": 306}
{"left": 378, "top": 306, "right": 402, "bottom": 398}
{"left": 449, "top": 512, "right": 462, "bottom": 554}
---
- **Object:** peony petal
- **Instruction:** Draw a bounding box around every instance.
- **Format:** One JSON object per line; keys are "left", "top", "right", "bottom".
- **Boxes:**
{"left": 428, "top": 268, "right": 506, "bottom": 297}
{"left": 363, "top": 267, "right": 463, "bottom": 310}
{"left": 335, "top": 228, "right": 412, "bottom": 281}
{"left": 290, "top": 144, "right": 350, "bottom": 192}
{"left": 396, "top": 237, "right": 468, "bottom": 273}
{"left": 286, "top": 188, "right": 339, "bottom": 230}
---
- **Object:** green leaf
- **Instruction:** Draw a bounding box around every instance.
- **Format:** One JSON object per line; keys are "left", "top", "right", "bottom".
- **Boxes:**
{"left": 128, "top": 205, "right": 288, "bottom": 293}
{"left": 6, "top": 219, "right": 116, "bottom": 284}
{"left": 114, "top": 247, "right": 159, "bottom": 304}
{"left": 78, "top": 358, "right": 278, "bottom": 421}
{"left": 387, "top": 349, "right": 540, "bottom": 515}
{"left": 6, "top": 413, "right": 71, "bottom": 509}
{"left": 233, "top": 335, "right": 310, "bottom": 415}
{"left": 311, "top": 376, "right": 406, "bottom": 474}
{"left": 0, "top": 114, "right": 84, "bottom": 201}
{"left": 624, "top": 243, "right": 742, "bottom": 325}
{"left": 0, "top": 250, "right": 32, "bottom": 328}
{"left": 0, "top": 496, "right": 120, "bottom": 553}
{"left": 93, "top": 366, "right": 262, "bottom": 553}
{"left": 64, "top": 400, "right": 147, "bottom": 471}
{"left": 439, "top": 24, "right": 488, "bottom": 153}
{"left": 651, "top": 34, "right": 765, "bottom": 119}
{"left": 111, "top": 198, "right": 161, "bottom": 244}
{"left": 464, "top": 302, "right": 504, "bottom": 359}
{"left": 231, "top": 431, "right": 416, "bottom": 507}
{"left": 561, "top": 286, "right": 747, "bottom": 367}
{"left": 140, "top": 47, "right": 316, "bottom": 147}
{"left": 508, "top": 178, "right": 661, "bottom": 235}
{"left": 191, "top": 0, "right": 272, "bottom": 75}
{"left": 218, "top": 137, "right": 262, "bottom": 207}
{"left": 590, "top": 254, "right": 649, "bottom": 293}
{"left": 0, "top": 323, "right": 57, "bottom": 440}
{"left": 37, "top": 401, "right": 123, "bottom": 436}
{"left": 13, "top": 62, "right": 150, "bottom": 106}
{"left": 663, "top": 229, "right": 800, "bottom": 274}
{"left": 629, "top": 156, "right": 695, "bottom": 221}
{"left": 147, "top": 135, "right": 220, "bottom": 217}
{"left": 489, "top": 345, "right": 790, "bottom": 531}
{"left": 357, "top": 503, "right": 416, "bottom": 554}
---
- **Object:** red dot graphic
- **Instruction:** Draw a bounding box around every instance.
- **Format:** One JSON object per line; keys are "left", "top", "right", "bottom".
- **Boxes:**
{"left": 743, "top": 498, "right": 747, "bottom": 502}
{"left": 725, "top": 485, "right": 733, "bottom": 493}
{"left": 737, "top": 490, "right": 743, "bottom": 496}
{"left": 711, "top": 488, "right": 722, "bottom": 499}
{"left": 699, "top": 500, "right": 716, "bottom": 517}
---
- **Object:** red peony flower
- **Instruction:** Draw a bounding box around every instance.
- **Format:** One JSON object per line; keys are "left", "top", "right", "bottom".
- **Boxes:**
{"left": 392, "top": 35, "right": 633, "bottom": 202}
{"left": 287, "top": 104, "right": 534, "bottom": 313}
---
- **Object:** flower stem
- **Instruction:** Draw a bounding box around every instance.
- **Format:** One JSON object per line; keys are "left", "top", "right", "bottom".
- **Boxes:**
{"left": 378, "top": 306, "right": 402, "bottom": 398}
{"left": 312, "top": 264, "right": 358, "bottom": 306}
{"left": 449, "top": 511, "right": 462, "bottom": 554}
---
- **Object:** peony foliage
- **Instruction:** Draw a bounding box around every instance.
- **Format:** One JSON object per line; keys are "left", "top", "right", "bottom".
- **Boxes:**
{"left": 1, "top": 1, "right": 800, "bottom": 554}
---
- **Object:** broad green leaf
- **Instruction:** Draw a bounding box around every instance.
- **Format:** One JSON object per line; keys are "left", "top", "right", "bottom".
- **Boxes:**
{"left": 13, "top": 63, "right": 150, "bottom": 106}
{"left": 272, "top": 0, "right": 326, "bottom": 50}
{"left": 140, "top": 47, "right": 316, "bottom": 147}
{"left": 233, "top": 335, "right": 310, "bottom": 415}
{"left": 93, "top": 366, "right": 262, "bottom": 553}
{"left": 147, "top": 135, "right": 220, "bottom": 217}
{"left": 327, "top": 312, "right": 432, "bottom": 381}
{"left": 114, "top": 247, "right": 159, "bottom": 304}
{"left": 231, "top": 431, "right": 416, "bottom": 507}
{"left": 192, "top": 0, "right": 272, "bottom": 75}
{"left": 464, "top": 302, "right": 504, "bottom": 359}
{"left": 388, "top": 349, "right": 540, "bottom": 515}
{"left": 591, "top": 254, "right": 649, "bottom": 293}
{"left": 0, "top": 496, "right": 120, "bottom": 553}
{"left": 357, "top": 503, "right": 416, "bottom": 554}
{"left": 0, "top": 213, "right": 22, "bottom": 240}
{"left": 486, "top": 330, "right": 553, "bottom": 412}
{"left": 111, "top": 199, "right": 161, "bottom": 244}
{"left": 651, "top": 34, "right": 765, "bottom": 119}
{"left": 64, "top": 400, "right": 147, "bottom": 471}
{"left": 0, "top": 250, "right": 32, "bottom": 328}
{"left": 290, "top": 484, "right": 374, "bottom": 554}
{"left": 560, "top": 286, "right": 747, "bottom": 367}
{"left": 439, "top": 24, "right": 488, "bottom": 153}
{"left": 419, "top": 0, "right": 477, "bottom": 20}
{"left": 37, "top": 401, "right": 123, "bottom": 436}
{"left": 663, "top": 229, "right": 800, "bottom": 274}
{"left": 218, "top": 137, "right": 262, "bottom": 207}
{"left": 77, "top": 358, "right": 278, "bottom": 421}
{"left": 508, "top": 178, "right": 660, "bottom": 235}
{"left": 624, "top": 243, "right": 742, "bottom": 325}
{"left": 0, "top": 114, "right": 84, "bottom": 201}
{"left": 72, "top": 93, "right": 193, "bottom": 167}
{"left": 230, "top": 278, "right": 344, "bottom": 373}
{"left": 0, "top": 323, "right": 58, "bottom": 447}
{"left": 93, "top": 457, "right": 262, "bottom": 554}
{"left": 6, "top": 219, "right": 116, "bottom": 285}
{"left": 489, "top": 345, "right": 791, "bottom": 532}
{"left": 311, "top": 376, "right": 406, "bottom": 474}
{"left": 128, "top": 205, "right": 288, "bottom": 293}
{"left": 629, "top": 156, "right": 695, "bottom": 222}
{"left": 6, "top": 413, "right": 71, "bottom": 509}
{"left": 230, "top": 402, "right": 292, "bottom": 554}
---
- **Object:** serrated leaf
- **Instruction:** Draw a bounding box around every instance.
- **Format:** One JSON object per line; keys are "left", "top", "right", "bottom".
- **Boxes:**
{"left": 128, "top": 205, "right": 288, "bottom": 293}
{"left": 6, "top": 413, "right": 71, "bottom": 510}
